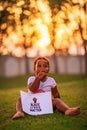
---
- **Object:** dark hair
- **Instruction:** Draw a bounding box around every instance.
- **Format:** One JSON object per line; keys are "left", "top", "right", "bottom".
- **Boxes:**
{"left": 34, "top": 56, "right": 50, "bottom": 70}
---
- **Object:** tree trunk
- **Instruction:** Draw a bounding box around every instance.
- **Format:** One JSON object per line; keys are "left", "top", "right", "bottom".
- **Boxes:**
{"left": 52, "top": 53, "right": 58, "bottom": 73}
{"left": 25, "top": 55, "right": 29, "bottom": 74}
{"left": 84, "top": 40, "right": 87, "bottom": 74}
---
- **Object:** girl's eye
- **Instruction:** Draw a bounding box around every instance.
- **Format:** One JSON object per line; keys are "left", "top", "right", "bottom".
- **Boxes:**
{"left": 44, "top": 65, "right": 48, "bottom": 68}
{"left": 37, "top": 65, "right": 48, "bottom": 68}
{"left": 37, "top": 64, "right": 41, "bottom": 67}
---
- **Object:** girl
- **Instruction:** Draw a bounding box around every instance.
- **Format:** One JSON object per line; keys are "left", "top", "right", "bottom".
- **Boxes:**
{"left": 12, "top": 56, "right": 80, "bottom": 119}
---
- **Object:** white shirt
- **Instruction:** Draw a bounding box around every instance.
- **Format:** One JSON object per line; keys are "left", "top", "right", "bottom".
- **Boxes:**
{"left": 27, "top": 76, "right": 57, "bottom": 92}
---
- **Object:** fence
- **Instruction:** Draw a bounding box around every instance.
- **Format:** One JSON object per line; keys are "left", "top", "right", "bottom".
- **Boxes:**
{"left": 0, "top": 55, "right": 86, "bottom": 77}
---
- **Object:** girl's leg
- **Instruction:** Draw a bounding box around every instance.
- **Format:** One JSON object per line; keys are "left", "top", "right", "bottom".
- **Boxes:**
{"left": 16, "top": 96, "right": 23, "bottom": 111}
{"left": 12, "top": 97, "right": 24, "bottom": 119}
{"left": 52, "top": 98, "right": 80, "bottom": 115}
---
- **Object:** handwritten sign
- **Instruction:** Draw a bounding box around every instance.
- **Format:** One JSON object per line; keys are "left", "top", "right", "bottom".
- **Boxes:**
{"left": 20, "top": 91, "right": 53, "bottom": 115}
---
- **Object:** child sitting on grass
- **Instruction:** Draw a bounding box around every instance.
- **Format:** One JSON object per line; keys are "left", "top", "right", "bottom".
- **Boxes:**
{"left": 12, "top": 56, "right": 80, "bottom": 119}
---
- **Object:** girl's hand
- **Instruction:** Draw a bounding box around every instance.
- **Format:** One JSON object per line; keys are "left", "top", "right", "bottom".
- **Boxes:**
{"left": 37, "top": 72, "right": 47, "bottom": 80}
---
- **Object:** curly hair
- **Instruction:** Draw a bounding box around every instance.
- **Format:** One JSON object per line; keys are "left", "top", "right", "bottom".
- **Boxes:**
{"left": 34, "top": 56, "right": 50, "bottom": 70}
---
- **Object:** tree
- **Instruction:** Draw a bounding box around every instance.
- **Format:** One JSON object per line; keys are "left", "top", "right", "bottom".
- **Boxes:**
{"left": 0, "top": 0, "right": 87, "bottom": 74}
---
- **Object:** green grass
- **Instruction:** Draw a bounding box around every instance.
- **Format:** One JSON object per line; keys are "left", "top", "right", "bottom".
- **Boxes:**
{"left": 0, "top": 74, "right": 87, "bottom": 130}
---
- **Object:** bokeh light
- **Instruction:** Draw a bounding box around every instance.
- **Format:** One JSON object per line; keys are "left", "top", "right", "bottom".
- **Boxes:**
{"left": 0, "top": 0, "right": 87, "bottom": 57}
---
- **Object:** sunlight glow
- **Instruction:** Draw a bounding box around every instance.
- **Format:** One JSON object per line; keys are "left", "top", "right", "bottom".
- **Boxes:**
{"left": 0, "top": 0, "right": 86, "bottom": 57}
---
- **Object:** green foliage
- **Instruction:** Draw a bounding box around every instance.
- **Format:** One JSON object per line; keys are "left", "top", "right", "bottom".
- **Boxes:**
{"left": 0, "top": 74, "right": 87, "bottom": 130}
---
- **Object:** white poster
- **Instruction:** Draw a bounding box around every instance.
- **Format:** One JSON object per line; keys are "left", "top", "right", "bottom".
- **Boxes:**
{"left": 20, "top": 91, "right": 53, "bottom": 115}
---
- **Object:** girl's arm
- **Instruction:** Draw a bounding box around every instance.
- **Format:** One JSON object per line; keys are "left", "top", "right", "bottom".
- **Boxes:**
{"left": 51, "top": 86, "right": 60, "bottom": 98}
{"left": 28, "top": 77, "right": 40, "bottom": 93}
{"left": 28, "top": 72, "right": 47, "bottom": 93}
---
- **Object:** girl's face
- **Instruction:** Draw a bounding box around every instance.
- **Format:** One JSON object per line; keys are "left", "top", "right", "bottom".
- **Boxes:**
{"left": 34, "top": 59, "right": 49, "bottom": 75}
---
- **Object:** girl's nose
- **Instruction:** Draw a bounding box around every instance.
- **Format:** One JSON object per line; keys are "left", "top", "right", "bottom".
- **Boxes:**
{"left": 40, "top": 67, "right": 45, "bottom": 71}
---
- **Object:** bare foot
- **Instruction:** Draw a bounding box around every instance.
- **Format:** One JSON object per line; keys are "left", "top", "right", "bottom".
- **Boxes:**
{"left": 65, "top": 107, "right": 80, "bottom": 116}
{"left": 12, "top": 111, "right": 25, "bottom": 120}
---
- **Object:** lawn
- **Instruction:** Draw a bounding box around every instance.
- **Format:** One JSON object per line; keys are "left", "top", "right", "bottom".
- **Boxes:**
{"left": 0, "top": 74, "right": 87, "bottom": 130}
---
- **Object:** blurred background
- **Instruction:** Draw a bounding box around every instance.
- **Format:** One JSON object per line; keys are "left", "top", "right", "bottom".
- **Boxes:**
{"left": 0, "top": 0, "right": 87, "bottom": 77}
